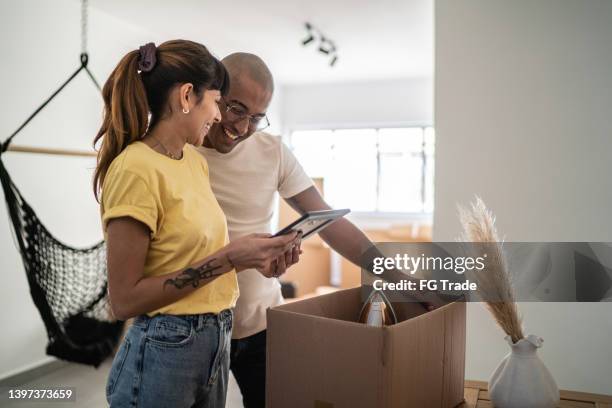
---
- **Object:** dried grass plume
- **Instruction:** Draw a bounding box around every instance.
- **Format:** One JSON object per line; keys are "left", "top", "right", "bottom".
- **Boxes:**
{"left": 459, "top": 197, "right": 524, "bottom": 343}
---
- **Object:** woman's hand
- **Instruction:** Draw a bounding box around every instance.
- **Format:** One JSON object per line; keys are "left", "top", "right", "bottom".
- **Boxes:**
{"left": 223, "top": 232, "right": 300, "bottom": 275}
{"left": 260, "top": 231, "right": 303, "bottom": 278}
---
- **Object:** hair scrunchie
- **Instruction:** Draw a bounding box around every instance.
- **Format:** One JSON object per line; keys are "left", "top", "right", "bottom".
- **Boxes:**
{"left": 138, "top": 42, "right": 157, "bottom": 73}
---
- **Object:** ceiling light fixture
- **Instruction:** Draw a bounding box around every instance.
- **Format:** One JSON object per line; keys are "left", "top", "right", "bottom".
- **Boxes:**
{"left": 301, "top": 21, "right": 339, "bottom": 68}
{"left": 301, "top": 22, "right": 315, "bottom": 45}
{"left": 302, "top": 35, "right": 315, "bottom": 45}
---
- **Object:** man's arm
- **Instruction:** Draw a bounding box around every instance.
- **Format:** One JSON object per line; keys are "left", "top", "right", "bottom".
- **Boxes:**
{"left": 284, "top": 186, "right": 368, "bottom": 267}
{"left": 284, "top": 186, "right": 442, "bottom": 309}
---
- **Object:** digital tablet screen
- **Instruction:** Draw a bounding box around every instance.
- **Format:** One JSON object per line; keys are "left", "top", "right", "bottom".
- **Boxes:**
{"left": 274, "top": 209, "right": 350, "bottom": 239}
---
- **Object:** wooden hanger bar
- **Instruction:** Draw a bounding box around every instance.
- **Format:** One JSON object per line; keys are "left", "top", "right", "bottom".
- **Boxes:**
{"left": 6, "top": 144, "right": 97, "bottom": 158}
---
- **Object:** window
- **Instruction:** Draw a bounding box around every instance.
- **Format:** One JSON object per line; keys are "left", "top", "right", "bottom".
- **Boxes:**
{"left": 289, "top": 127, "right": 435, "bottom": 214}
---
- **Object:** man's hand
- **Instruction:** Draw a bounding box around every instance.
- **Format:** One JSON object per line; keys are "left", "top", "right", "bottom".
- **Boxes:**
{"left": 406, "top": 290, "right": 444, "bottom": 311}
{"left": 380, "top": 268, "right": 447, "bottom": 311}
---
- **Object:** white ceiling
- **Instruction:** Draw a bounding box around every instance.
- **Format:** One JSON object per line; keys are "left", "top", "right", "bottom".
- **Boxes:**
{"left": 91, "top": 0, "right": 433, "bottom": 85}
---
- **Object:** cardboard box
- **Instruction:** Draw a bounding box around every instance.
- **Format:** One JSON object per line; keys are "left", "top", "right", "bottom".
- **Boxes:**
{"left": 267, "top": 287, "right": 466, "bottom": 408}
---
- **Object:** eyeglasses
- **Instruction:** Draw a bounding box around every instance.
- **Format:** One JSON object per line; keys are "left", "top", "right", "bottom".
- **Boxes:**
{"left": 222, "top": 99, "right": 270, "bottom": 131}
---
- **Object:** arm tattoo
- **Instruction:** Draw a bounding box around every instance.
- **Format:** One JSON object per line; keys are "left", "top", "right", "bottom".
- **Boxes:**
{"left": 163, "top": 259, "right": 224, "bottom": 290}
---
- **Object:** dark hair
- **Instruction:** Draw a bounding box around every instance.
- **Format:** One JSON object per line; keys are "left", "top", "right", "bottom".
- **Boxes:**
{"left": 93, "top": 39, "right": 229, "bottom": 201}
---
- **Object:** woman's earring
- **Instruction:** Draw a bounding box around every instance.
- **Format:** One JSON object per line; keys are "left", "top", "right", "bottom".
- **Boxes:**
{"left": 182, "top": 107, "right": 190, "bottom": 114}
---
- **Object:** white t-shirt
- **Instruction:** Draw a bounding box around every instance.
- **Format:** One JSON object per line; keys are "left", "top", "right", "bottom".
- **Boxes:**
{"left": 198, "top": 132, "right": 313, "bottom": 339}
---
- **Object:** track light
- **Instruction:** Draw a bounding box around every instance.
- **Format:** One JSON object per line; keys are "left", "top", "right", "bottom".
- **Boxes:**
{"left": 302, "top": 35, "right": 315, "bottom": 45}
{"left": 301, "top": 22, "right": 315, "bottom": 46}
{"left": 300, "top": 21, "right": 339, "bottom": 68}
{"left": 319, "top": 37, "right": 336, "bottom": 55}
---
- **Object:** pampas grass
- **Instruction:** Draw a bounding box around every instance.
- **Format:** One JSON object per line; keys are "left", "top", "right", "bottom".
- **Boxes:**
{"left": 458, "top": 197, "right": 524, "bottom": 343}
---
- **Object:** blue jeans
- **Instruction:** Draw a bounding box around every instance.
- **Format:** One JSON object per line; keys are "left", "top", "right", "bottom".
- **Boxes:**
{"left": 106, "top": 310, "right": 232, "bottom": 408}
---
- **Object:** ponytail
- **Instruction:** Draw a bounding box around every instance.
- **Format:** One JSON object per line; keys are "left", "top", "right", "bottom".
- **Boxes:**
{"left": 93, "top": 51, "right": 149, "bottom": 201}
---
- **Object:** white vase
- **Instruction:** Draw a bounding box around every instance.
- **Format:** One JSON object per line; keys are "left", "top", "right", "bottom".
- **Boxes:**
{"left": 489, "top": 334, "right": 560, "bottom": 408}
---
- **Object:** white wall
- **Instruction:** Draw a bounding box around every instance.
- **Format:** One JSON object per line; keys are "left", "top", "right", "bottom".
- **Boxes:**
{"left": 435, "top": 0, "right": 612, "bottom": 394}
{"left": 280, "top": 78, "right": 433, "bottom": 133}
{"left": 265, "top": 86, "right": 284, "bottom": 136}
{"left": 0, "top": 0, "right": 155, "bottom": 379}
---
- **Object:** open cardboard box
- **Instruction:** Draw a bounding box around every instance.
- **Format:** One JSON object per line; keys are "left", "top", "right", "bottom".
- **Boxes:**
{"left": 267, "top": 287, "right": 466, "bottom": 408}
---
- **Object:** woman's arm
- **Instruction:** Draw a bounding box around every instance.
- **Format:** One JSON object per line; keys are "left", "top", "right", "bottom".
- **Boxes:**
{"left": 106, "top": 216, "right": 298, "bottom": 320}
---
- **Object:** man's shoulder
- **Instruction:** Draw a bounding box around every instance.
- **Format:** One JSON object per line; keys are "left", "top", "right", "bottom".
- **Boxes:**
{"left": 249, "top": 131, "right": 283, "bottom": 148}
{"left": 237, "top": 132, "right": 286, "bottom": 160}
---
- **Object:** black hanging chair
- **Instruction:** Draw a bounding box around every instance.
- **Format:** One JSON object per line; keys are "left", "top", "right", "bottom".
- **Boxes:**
{"left": 0, "top": 51, "right": 123, "bottom": 367}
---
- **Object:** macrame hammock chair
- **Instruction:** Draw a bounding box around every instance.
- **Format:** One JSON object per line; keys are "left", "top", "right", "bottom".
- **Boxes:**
{"left": 0, "top": 2, "right": 123, "bottom": 367}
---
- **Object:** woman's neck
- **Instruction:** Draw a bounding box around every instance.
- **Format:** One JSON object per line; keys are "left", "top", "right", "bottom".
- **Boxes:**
{"left": 144, "top": 121, "right": 186, "bottom": 159}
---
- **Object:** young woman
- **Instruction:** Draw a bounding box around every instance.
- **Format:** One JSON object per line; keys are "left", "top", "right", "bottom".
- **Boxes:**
{"left": 94, "top": 40, "right": 299, "bottom": 408}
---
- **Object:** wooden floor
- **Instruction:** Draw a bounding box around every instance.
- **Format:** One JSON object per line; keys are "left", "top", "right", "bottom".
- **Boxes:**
{"left": 0, "top": 359, "right": 245, "bottom": 408}
{"left": 461, "top": 380, "right": 612, "bottom": 408}
{"left": 3, "top": 364, "right": 610, "bottom": 408}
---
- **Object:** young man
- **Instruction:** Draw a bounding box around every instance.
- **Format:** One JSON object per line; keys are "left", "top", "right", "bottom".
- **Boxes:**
{"left": 198, "top": 53, "right": 434, "bottom": 408}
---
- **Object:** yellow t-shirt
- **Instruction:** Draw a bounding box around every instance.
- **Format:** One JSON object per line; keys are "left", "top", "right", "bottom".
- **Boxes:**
{"left": 101, "top": 141, "right": 238, "bottom": 316}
